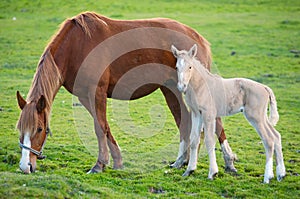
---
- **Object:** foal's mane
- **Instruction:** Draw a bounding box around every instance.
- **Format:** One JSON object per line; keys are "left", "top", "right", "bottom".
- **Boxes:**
{"left": 190, "top": 55, "right": 220, "bottom": 79}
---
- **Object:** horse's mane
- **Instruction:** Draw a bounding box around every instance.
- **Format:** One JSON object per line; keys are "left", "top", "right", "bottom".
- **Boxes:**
{"left": 26, "top": 51, "right": 62, "bottom": 110}
{"left": 27, "top": 12, "right": 105, "bottom": 105}
{"left": 192, "top": 55, "right": 221, "bottom": 79}
{"left": 45, "top": 12, "right": 106, "bottom": 55}
{"left": 20, "top": 12, "right": 105, "bottom": 135}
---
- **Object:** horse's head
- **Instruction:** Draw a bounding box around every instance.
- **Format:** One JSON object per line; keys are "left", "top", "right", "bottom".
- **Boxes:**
{"left": 171, "top": 44, "right": 198, "bottom": 93}
{"left": 16, "top": 91, "right": 51, "bottom": 174}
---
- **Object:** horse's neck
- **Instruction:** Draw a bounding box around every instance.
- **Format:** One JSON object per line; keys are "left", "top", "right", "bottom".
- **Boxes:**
{"left": 190, "top": 59, "right": 220, "bottom": 91}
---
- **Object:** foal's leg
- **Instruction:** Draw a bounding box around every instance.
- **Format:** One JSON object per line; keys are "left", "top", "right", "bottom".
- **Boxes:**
{"left": 160, "top": 86, "right": 190, "bottom": 168}
{"left": 266, "top": 122, "right": 285, "bottom": 181}
{"left": 216, "top": 118, "right": 237, "bottom": 173}
{"left": 245, "top": 111, "right": 275, "bottom": 183}
{"left": 183, "top": 111, "right": 202, "bottom": 176}
{"left": 203, "top": 115, "right": 218, "bottom": 179}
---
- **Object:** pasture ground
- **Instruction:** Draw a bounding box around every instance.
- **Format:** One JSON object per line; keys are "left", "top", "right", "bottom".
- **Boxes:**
{"left": 0, "top": 0, "right": 299, "bottom": 198}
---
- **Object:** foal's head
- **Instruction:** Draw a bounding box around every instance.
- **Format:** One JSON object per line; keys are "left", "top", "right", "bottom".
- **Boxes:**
{"left": 171, "top": 44, "right": 198, "bottom": 93}
{"left": 16, "top": 91, "right": 50, "bottom": 173}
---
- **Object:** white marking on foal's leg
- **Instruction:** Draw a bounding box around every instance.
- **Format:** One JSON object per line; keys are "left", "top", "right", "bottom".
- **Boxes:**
{"left": 183, "top": 112, "right": 201, "bottom": 176}
{"left": 19, "top": 133, "right": 31, "bottom": 174}
{"left": 264, "top": 158, "right": 274, "bottom": 184}
{"left": 183, "top": 135, "right": 200, "bottom": 176}
{"left": 204, "top": 134, "right": 218, "bottom": 178}
{"left": 270, "top": 126, "right": 286, "bottom": 181}
{"left": 207, "top": 142, "right": 218, "bottom": 179}
{"left": 276, "top": 162, "right": 286, "bottom": 182}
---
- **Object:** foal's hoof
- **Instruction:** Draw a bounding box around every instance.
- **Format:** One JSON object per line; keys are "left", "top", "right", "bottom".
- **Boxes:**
{"left": 208, "top": 172, "right": 218, "bottom": 180}
{"left": 182, "top": 170, "right": 194, "bottom": 177}
{"left": 277, "top": 174, "right": 286, "bottom": 182}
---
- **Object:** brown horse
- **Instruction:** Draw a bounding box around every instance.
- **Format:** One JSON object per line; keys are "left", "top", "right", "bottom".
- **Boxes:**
{"left": 16, "top": 12, "right": 237, "bottom": 174}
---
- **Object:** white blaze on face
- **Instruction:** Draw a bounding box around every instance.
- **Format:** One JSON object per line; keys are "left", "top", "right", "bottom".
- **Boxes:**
{"left": 19, "top": 133, "right": 31, "bottom": 174}
{"left": 177, "top": 58, "right": 186, "bottom": 92}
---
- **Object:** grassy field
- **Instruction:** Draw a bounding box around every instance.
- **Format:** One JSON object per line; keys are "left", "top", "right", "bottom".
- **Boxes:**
{"left": 1, "top": 0, "right": 300, "bottom": 198}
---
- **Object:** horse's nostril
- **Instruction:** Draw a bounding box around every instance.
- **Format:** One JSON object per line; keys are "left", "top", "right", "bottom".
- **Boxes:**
{"left": 28, "top": 162, "right": 33, "bottom": 173}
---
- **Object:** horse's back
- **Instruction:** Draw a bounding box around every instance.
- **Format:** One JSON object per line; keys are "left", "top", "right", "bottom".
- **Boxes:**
{"left": 56, "top": 12, "right": 211, "bottom": 99}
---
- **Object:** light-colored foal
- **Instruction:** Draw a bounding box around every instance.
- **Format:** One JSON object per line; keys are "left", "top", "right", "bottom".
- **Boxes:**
{"left": 171, "top": 44, "right": 286, "bottom": 183}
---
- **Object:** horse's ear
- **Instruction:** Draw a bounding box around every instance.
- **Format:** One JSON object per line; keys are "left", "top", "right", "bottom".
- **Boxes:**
{"left": 36, "top": 95, "right": 46, "bottom": 113}
{"left": 171, "top": 45, "right": 179, "bottom": 58}
{"left": 188, "top": 44, "right": 197, "bottom": 58}
{"left": 16, "top": 91, "right": 27, "bottom": 110}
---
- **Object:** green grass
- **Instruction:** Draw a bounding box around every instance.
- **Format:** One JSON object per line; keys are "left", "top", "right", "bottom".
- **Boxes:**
{"left": 1, "top": 0, "right": 300, "bottom": 198}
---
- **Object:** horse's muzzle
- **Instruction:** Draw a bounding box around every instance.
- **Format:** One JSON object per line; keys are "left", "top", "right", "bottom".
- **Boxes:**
{"left": 177, "top": 83, "right": 187, "bottom": 93}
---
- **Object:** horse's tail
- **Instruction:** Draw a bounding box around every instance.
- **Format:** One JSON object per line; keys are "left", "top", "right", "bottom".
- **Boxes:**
{"left": 265, "top": 86, "right": 279, "bottom": 126}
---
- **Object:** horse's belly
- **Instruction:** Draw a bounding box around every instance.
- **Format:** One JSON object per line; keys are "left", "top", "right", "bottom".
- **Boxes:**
{"left": 107, "top": 83, "right": 159, "bottom": 100}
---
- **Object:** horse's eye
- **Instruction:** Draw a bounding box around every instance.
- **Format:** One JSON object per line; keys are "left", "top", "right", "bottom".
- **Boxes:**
{"left": 175, "top": 66, "right": 178, "bottom": 70}
{"left": 37, "top": 127, "right": 43, "bottom": 133}
{"left": 189, "top": 66, "right": 192, "bottom": 69}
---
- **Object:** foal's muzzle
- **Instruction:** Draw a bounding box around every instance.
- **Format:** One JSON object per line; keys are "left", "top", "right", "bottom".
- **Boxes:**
{"left": 177, "top": 83, "right": 187, "bottom": 93}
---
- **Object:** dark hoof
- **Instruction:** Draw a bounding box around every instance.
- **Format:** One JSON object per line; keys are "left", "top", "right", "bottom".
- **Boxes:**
{"left": 170, "top": 160, "right": 188, "bottom": 169}
{"left": 225, "top": 166, "right": 237, "bottom": 173}
{"left": 87, "top": 162, "right": 105, "bottom": 174}
{"left": 208, "top": 172, "right": 218, "bottom": 180}
{"left": 182, "top": 170, "right": 194, "bottom": 177}
{"left": 87, "top": 168, "right": 101, "bottom": 174}
{"left": 277, "top": 174, "right": 285, "bottom": 182}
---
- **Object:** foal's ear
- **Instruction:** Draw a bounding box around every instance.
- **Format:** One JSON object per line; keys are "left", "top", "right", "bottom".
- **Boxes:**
{"left": 188, "top": 44, "right": 197, "bottom": 58}
{"left": 171, "top": 45, "right": 179, "bottom": 58}
{"left": 16, "top": 91, "right": 27, "bottom": 110}
{"left": 36, "top": 95, "right": 46, "bottom": 113}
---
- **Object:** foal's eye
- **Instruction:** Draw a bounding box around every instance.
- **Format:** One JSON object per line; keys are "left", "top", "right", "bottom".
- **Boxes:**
{"left": 175, "top": 66, "right": 178, "bottom": 70}
{"left": 189, "top": 66, "right": 192, "bottom": 69}
{"left": 37, "top": 127, "right": 43, "bottom": 133}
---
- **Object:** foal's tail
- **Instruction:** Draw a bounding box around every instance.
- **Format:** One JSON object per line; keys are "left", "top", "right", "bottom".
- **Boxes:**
{"left": 265, "top": 86, "right": 279, "bottom": 126}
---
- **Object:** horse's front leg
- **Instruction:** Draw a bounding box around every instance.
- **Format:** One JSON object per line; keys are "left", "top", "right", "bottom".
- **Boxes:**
{"left": 79, "top": 95, "right": 122, "bottom": 172}
{"left": 160, "top": 85, "right": 190, "bottom": 168}
{"left": 183, "top": 110, "right": 202, "bottom": 176}
{"left": 204, "top": 115, "right": 218, "bottom": 179}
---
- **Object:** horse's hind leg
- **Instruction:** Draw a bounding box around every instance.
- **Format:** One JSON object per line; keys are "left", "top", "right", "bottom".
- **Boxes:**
{"left": 216, "top": 118, "right": 237, "bottom": 173}
{"left": 245, "top": 111, "right": 275, "bottom": 183}
{"left": 160, "top": 85, "right": 190, "bottom": 168}
{"left": 266, "top": 122, "right": 285, "bottom": 181}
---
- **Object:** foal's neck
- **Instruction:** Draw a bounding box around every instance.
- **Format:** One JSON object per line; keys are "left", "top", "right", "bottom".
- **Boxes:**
{"left": 190, "top": 59, "right": 221, "bottom": 89}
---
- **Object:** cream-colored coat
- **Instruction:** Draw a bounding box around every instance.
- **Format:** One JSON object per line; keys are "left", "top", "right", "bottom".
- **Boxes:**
{"left": 171, "top": 44, "right": 285, "bottom": 183}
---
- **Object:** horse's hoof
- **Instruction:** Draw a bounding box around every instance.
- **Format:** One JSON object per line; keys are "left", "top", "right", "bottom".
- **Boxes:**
{"left": 182, "top": 170, "right": 194, "bottom": 177}
{"left": 263, "top": 175, "right": 274, "bottom": 184}
{"left": 87, "top": 169, "right": 99, "bottom": 174}
{"left": 170, "top": 160, "right": 187, "bottom": 169}
{"left": 113, "top": 164, "right": 124, "bottom": 170}
{"left": 170, "top": 161, "right": 180, "bottom": 169}
{"left": 277, "top": 174, "right": 285, "bottom": 182}
{"left": 208, "top": 172, "right": 218, "bottom": 180}
{"left": 87, "top": 162, "right": 106, "bottom": 174}
{"left": 225, "top": 166, "right": 237, "bottom": 173}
